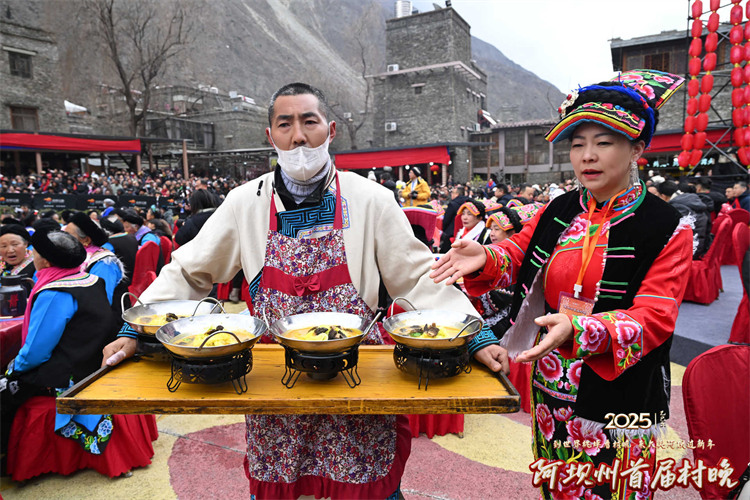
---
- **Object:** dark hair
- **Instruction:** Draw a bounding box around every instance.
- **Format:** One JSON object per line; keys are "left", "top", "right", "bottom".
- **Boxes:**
{"left": 268, "top": 82, "right": 328, "bottom": 125}
{"left": 33, "top": 217, "right": 62, "bottom": 234}
{"left": 41, "top": 210, "right": 57, "bottom": 219}
{"left": 570, "top": 82, "right": 659, "bottom": 145}
{"left": 453, "top": 185, "right": 466, "bottom": 197}
{"left": 657, "top": 180, "right": 679, "bottom": 197}
{"left": 696, "top": 177, "right": 712, "bottom": 189}
{"left": 148, "top": 218, "right": 172, "bottom": 238}
{"left": 495, "top": 183, "right": 508, "bottom": 194}
{"left": 189, "top": 189, "right": 219, "bottom": 214}
{"left": 678, "top": 181, "right": 695, "bottom": 194}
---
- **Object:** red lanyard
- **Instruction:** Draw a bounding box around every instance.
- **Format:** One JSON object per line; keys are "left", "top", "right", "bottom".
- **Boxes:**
{"left": 573, "top": 190, "right": 624, "bottom": 298}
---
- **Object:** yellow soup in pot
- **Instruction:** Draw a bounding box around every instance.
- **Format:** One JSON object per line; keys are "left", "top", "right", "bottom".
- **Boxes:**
{"left": 284, "top": 325, "right": 362, "bottom": 341}
{"left": 172, "top": 329, "right": 254, "bottom": 347}
{"left": 136, "top": 313, "right": 186, "bottom": 326}
{"left": 393, "top": 323, "right": 463, "bottom": 339}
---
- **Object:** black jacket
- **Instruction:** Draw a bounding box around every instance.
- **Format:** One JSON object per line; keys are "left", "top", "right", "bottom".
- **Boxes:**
{"left": 174, "top": 208, "right": 217, "bottom": 247}
{"left": 670, "top": 193, "right": 710, "bottom": 258}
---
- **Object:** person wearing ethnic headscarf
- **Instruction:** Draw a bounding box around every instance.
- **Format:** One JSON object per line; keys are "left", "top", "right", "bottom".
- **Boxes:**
{"left": 1, "top": 229, "right": 113, "bottom": 460}
{"left": 64, "top": 212, "right": 124, "bottom": 305}
{"left": 116, "top": 208, "right": 160, "bottom": 248}
{"left": 433, "top": 70, "right": 694, "bottom": 499}
{"left": 454, "top": 199, "right": 487, "bottom": 243}
{"left": 400, "top": 166, "right": 430, "bottom": 207}
{"left": 0, "top": 224, "right": 35, "bottom": 280}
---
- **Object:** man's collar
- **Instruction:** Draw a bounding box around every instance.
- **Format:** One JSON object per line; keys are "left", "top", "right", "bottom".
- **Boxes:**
{"left": 273, "top": 166, "right": 332, "bottom": 210}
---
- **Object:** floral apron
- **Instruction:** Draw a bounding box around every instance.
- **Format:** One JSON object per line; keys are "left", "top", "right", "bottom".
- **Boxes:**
{"left": 246, "top": 175, "right": 409, "bottom": 499}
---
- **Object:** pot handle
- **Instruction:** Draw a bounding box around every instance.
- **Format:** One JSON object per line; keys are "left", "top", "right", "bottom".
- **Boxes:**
{"left": 193, "top": 297, "right": 226, "bottom": 316}
{"left": 121, "top": 291, "right": 145, "bottom": 312}
{"left": 449, "top": 317, "right": 483, "bottom": 342}
{"left": 198, "top": 330, "right": 241, "bottom": 349}
{"left": 387, "top": 297, "right": 416, "bottom": 318}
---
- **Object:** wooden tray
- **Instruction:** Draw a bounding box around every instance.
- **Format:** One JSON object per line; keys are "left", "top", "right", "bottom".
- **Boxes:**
{"left": 57, "top": 345, "right": 520, "bottom": 415}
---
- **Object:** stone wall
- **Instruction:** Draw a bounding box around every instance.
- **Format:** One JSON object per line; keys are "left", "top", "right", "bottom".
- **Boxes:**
{"left": 0, "top": 17, "right": 67, "bottom": 132}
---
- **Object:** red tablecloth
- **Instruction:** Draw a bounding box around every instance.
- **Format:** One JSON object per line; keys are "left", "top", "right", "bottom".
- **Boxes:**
{"left": 0, "top": 317, "right": 24, "bottom": 372}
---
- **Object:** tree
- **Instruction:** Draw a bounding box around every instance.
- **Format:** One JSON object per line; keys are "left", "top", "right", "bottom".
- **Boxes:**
{"left": 324, "top": 3, "right": 383, "bottom": 150}
{"left": 86, "top": 0, "right": 193, "bottom": 137}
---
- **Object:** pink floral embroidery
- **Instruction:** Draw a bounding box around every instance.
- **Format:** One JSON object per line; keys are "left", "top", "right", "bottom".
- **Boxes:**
{"left": 559, "top": 215, "right": 587, "bottom": 244}
{"left": 565, "top": 418, "right": 607, "bottom": 457}
{"left": 538, "top": 353, "right": 564, "bottom": 382}
{"left": 654, "top": 75, "right": 674, "bottom": 84}
{"left": 553, "top": 406, "right": 574, "bottom": 422}
{"left": 549, "top": 467, "right": 586, "bottom": 500}
{"left": 536, "top": 403, "right": 555, "bottom": 441}
{"left": 584, "top": 490, "right": 605, "bottom": 500}
{"left": 615, "top": 319, "right": 641, "bottom": 349}
{"left": 566, "top": 359, "right": 583, "bottom": 390}
{"left": 575, "top": 316, "right": 609, "bottom": 354}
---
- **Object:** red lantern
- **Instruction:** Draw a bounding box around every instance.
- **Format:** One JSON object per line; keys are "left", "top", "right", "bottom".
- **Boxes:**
{"left": 730, "top": 25, "right": 744, "bottom": 45}
{"left": 688, "top": 97, "right": 699, "bottom": 115}
{"left": 699, "top": 93, "right": 712, "bottom": 112}
{"left": 731, "top": 4, "right": 743, "bottom": 24}
{"left": 688, "top": 78, "right": 701, "bottom": 97}
{"left": 745, "top": 21, "right": 750, "bottom": 40}
{"left": 696, "top": 112, "right": 709, "bottom": 131}
{"left": 690, "top": 57, "right": 702, "bottom": 76}
{"left": 731, "top": 0, "right": 742, "bottom": 4}
{"left": 732, "top": 67, "right": 744, "bottom": 87}
{"left": 738, "top": 147, "right": 750, "bottom": 166}
{"left": 744, "top": 129, "right": 750, "bottom": 147}
{"left": 707, "top": 12, "right": 720, "bottom": 32}
{"left": 689, "top": 38, "right": 703, "bottom": 57}
{"left": 637, "top": 157, "right": 648, "bottom": 167}
{"left": 701, "top": 74, "right": 714, "bottom": 94}
{"left": 681, "top": 133, "right": 695, "bottom": 151}
{"left": 731, "top": 45, "right": 744, "bottom": 65}
{"left": 690, "top": 149, "right": 703, "bottom": 166}
{"left": 734, "top": 127, "right": 745, "bottom": 146}
{"left": 747, "top": 0, "right": 750, "bottom": 19}
{"left": 733, "top": 108, "right": 745, "bottom": 127}
{"left": 694, "top": 131, "right": 707, "bottom": 150}
{"left": 733, "top": 88, "right": 745, "bottom": 108}
{"left": 678, "top": 151, "right": 691, "bottom": 168}
{"left": 703, "top": 52, "right": 717, "bottom": 71}
{"left": 430, "top": 164, "right": 440, "bottom": 173}
{"left": 692, "top": 19, "right": 704, "bottom": 38}
{"left": 744, "top": 85, "right": 750, "bottom": 103}
{"left": 710, "top": 0, "right": 720, "bottom": 10}
{"left": 685, "top": 115, "right": 696, "bottom": 132}
{"left": 705, "top": 32, "right": 719, "bottom": 52}
{"left": 745, "top": 42, "right": 750, "bottom": 63}
{"left": 692, "top": 0, "right": 704, "bottom": 19}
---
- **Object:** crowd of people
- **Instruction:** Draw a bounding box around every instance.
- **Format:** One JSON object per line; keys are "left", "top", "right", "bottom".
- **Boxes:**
{"left": 0, "top": 168, "right": 240, "bottom": 199}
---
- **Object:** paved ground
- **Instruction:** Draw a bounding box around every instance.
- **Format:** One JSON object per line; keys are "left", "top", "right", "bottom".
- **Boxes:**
{"left": 1, "top": 266, "right": 744, "bottom": 499}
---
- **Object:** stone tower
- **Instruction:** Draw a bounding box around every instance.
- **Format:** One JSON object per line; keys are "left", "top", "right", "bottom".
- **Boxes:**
{"left": 371, "top": 6, "right": 487, "bottom": 182}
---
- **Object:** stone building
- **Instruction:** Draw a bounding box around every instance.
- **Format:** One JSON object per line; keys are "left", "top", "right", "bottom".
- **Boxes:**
{"left": 0, "top": 7, "right": 67, "bottom": 133}
{"left": 369, "top": 6, "right": 488, "bottom": 183}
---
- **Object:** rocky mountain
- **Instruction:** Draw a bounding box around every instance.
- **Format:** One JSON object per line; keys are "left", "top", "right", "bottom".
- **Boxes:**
{"left": 21, "top": 0, "right": 562, "bottom": 140}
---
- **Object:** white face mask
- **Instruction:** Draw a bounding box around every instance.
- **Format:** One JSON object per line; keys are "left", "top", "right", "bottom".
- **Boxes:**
{"left": 270, "top": 127, "right": 331, "bottom": 182}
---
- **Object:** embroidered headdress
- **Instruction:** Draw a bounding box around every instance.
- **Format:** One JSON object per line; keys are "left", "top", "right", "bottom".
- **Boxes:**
{"left": 545, "top": 69, "right": 685, "bottom": 147}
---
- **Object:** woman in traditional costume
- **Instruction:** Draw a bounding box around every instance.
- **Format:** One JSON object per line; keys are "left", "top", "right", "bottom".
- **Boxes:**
{"left": 432, "top": 70, "right": 693, "bottom": 499}
{"left": 0, "top": 225, "right": 35, "bottom": 279}
{"left": 455, "top": 200, "right": 487, "bottom": 243}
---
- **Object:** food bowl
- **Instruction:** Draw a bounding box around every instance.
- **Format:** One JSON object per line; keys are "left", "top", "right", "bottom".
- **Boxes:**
{"left": 269, "top": 312, "right": 372, "bottom": 353}
{"left": 156, "top": 313, "right": 267, "bottom": 358}
{"left": 121, "top": 294, "right": 224, "bottom": 336}
{"left": 383, "top": 309, "right": 482, "bottom": 350}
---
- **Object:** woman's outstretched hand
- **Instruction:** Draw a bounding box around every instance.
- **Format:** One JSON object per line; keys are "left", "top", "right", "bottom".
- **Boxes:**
{"left": 429, "top": 239, "right": 487, "bottom": 286}
{"left": 515, "top": 313, "right": 574, "bottom": 363}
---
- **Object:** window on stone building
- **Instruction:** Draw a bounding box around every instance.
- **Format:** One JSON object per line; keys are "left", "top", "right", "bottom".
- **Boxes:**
{"left": 644, "top": 52, "right": 670, "bottom": 73}
{"left": 8, "top": 51, "right": 32, "bottom": 78}
{"left": 505, "top": 129, "right": 525, "bottom": 166}
{"left": 10, "top": 106, "right": 39, "bottom": 131}
{"left": 528, "top": 129, "right": 549, "bottom": 165}
{"left": 412, "top": 83, "right": 425, "bottom": 95}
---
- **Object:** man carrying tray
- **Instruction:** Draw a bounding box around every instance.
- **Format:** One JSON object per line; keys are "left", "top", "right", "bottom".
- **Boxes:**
{"left": 102, "top": 82, "right": 508, "bottom": 499}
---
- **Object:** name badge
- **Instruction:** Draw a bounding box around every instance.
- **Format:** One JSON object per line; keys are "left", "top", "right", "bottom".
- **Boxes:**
{"left": 558, "top": 291, "right": 595, "bottom": 317}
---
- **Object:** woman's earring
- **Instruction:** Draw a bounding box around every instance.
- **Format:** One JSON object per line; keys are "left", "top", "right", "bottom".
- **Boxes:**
{"left": 630, "top": 160, "right": 640, "bottom": 186}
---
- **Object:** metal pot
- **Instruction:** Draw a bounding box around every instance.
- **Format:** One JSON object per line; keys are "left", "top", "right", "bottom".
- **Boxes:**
{"left": 121, "top": 294, "right": 224, "bottom": 336}
{"left": 269, "top": 312, "right": 373, "bottom": 354}
{"left": 382, "top": 297, "right": 482, "bottom": 350}
{"left": 156, "top": 313, "right": 267, "bottom": 358}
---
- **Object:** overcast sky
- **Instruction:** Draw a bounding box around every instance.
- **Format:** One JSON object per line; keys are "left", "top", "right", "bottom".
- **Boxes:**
{"left": 410, "top": 0, "right": 689, "bottom": 93}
